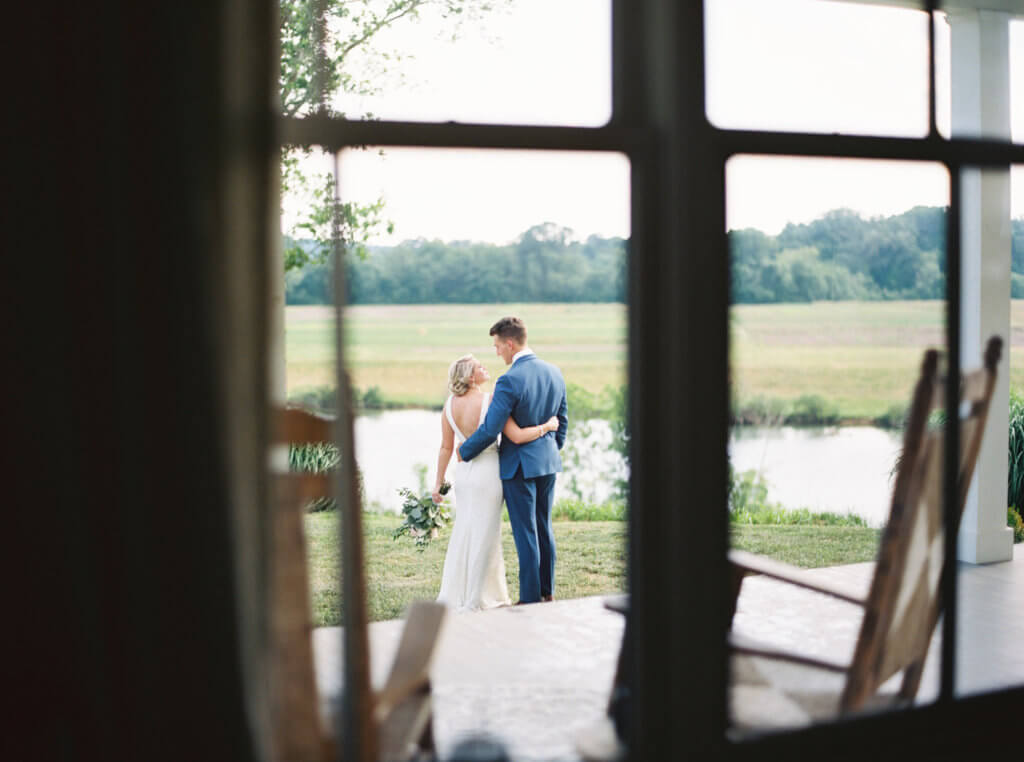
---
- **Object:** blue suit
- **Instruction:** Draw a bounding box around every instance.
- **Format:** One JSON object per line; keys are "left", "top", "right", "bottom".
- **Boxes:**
{"left": 459, "top": 354, "right": 568, "bottom": 602}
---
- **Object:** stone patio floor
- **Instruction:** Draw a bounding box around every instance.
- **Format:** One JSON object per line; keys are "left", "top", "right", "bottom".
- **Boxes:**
{"left": 313, "top": 545, "right": 1023, "bottom": 760}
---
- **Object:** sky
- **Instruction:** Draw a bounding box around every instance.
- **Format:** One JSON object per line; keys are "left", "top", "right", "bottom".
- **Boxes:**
{"left": 293, "top": 0, "right": 1024, "bottom": 244}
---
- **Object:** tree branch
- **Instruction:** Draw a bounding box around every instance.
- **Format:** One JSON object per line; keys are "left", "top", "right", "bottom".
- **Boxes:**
{"left": 337, "top": 1, "right": 425, "bottom": 62}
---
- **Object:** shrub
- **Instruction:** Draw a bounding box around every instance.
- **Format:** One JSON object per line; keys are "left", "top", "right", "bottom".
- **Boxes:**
{"left": 788, "top": 394, "right": 839, "bottom": 426}
{"left": 565, "top": 382, "right": 604, "bottom": 420}
{"left": 728, "top": 467, "right": 773, "bottom": 515}
{"left": 289, "top": 441, "right": 340, "bottom": 473}
{"left": 1008, "top": 507, "right": 1024, "bottom": 544}
{"left": 1008, "top": 390, "right": 1024, "bottom": 512}
{"left": 733, "top": 394, "right": 843, "bottom": 426}
{"left": 287, "top": 384, "right": 392, "bottom": 413}
{"left": 551, "top": 499, "right": 626, "bottom": 521}
{"left": 288, "top": 441, "right": 364, "bottom": 512}
{"left": 732, "top": 395, "right": 789, "bottom": 426}
{"left": 287, "top": 386, "right": 337, "bottom": 414}
{"left": 731, "top": 505, "right": 867, "bottom": 527}
{"left": 874, "top": 403, "right": 907, "bottom": 430}
{"left": 362, "top": 386, "right": 384, "bottom": 409}
{"left": 563, "top": 383, "right": 630, "bottom": 501}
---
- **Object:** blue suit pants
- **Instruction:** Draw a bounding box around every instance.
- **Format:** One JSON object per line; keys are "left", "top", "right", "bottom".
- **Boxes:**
{"left": 503, "top": 467, "right": 557, "bottom": 603}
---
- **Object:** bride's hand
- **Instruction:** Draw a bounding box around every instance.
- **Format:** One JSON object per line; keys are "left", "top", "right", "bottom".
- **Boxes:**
{"left": 545, "top": 416, "right": 558, "bottom": 433}
{"left": 431, "top": 489, "right": 444, "bottom": 504}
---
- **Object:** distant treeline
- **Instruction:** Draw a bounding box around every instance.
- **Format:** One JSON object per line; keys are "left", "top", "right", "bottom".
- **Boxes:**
{"left": 285, "top": 210, "right": 1024, "bottom": 305}
{"left": 285, "top": 222, "right": 626, "bottom": 305}
{"left": 734, "top": 207, "right": 1024, "bottom": 302}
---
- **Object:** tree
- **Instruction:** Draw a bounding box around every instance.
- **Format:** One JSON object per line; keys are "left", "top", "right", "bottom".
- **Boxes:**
{"left": 1012, "top": 218, "right": 1024, "bottom": 275}
{"left": 514, "top": 222, "right": 573, "bottom": 301}
{"left": 729, "top": 207, "right": 950, "bottom": 304}
{"left": 279, "top": 0, "right": 505, "bottom": 269}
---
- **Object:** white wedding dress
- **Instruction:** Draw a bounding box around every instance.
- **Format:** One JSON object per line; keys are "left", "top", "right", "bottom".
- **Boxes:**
{"left": 437, "top": 392, "right": 511, "bottom": 612}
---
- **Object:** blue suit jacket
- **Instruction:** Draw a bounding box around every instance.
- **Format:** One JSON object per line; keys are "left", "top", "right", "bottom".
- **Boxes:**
{"left": 458, "top": 354, "right": 568, "bottom": 480}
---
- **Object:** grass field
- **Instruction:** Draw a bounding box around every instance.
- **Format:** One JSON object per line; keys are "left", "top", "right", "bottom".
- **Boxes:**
{"left": 305, "top": 511, "right": 881, "bottom": 625}
{"left": 287, "top": 301, "right": 1024, "bottom": 419}
{"left": 287, "top": 303, "right": 627, "bottom": 408}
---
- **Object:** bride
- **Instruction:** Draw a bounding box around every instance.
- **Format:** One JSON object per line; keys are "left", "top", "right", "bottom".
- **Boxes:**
{"left": 432, "top": 354, "right": 559, "bottom": 612}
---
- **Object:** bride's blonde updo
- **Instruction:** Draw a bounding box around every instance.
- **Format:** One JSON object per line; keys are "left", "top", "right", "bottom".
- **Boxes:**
{"left": 448, "top": 354, "right": 477, "bottom": 396}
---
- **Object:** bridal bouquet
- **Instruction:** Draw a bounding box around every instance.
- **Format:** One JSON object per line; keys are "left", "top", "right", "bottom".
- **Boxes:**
{"left": 393, "top": 481, "right": 451, "bottom": 550}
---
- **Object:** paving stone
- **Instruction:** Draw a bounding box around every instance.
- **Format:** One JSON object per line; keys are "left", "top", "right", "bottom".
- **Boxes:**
{"left": 314, "top": 596, "right": 624, "bottom": 760}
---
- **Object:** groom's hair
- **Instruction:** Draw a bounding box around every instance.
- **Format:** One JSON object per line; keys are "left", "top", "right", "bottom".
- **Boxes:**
{"left": 490, "top": 316, "right": 526, "bottom": 344}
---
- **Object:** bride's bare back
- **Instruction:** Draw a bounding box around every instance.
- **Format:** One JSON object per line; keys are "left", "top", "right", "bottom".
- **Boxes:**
{"left": 449, "top": 390, "right": 485, "bottom": 439}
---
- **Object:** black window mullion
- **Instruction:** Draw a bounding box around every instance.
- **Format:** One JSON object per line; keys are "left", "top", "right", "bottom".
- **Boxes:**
{"left": 278, "top": 115, "right": 645, "bottom": 153}
{"left": 279, "top": 117, "right": 1024, "bottom": 170}
{"left": 712, "top": 129, "right": 1024, "bottom": 166}
{"left": 941, "top": 162, "right": 962, "bottom": 703}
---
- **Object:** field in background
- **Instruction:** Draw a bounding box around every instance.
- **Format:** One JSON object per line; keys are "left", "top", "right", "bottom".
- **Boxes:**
{"left": 287, "top": 301, "right": 1024, "bottom": 417}
{"left": 287, "top": 303, "right": 628, "bottom": 407}
{"left": 734, "top": 300, "right": 1024, "bottom": 419}
{"left": 732, "top": 301, "right": 942, "bottom": 421}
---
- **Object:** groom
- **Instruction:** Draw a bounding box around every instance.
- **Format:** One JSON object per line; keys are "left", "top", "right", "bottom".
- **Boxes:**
{"left": 459, "top": 316, "right": 568, "bottom": 604}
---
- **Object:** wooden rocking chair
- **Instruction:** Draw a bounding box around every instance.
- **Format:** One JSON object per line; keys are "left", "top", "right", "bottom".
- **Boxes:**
{"left": 269, "top": 405, "right": 447, "bottom": 761}
{"left": 579, "top": 338, "right": 1003, "bottom": 759}
{"left": 729, "top": 337, "right": 1002, "bottom": 731}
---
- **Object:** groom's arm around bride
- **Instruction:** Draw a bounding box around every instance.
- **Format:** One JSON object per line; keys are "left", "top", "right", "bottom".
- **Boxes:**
{"left": 458, "top": 331, "right": 568, "bottom": 477}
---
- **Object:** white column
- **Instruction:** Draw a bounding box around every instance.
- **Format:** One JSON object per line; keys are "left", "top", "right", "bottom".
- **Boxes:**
{"left": 951, "top": 9, "right": 1014, "bottom": 564}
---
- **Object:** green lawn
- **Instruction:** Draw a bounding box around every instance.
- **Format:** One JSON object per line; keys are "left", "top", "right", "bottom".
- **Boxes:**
{"left": 731, "top": 525, "right": 881, "bottom": 568}
{"left": 289, "top": 300, "right": 1024, "bottom": 420}
{"left": 305, "top": 511, "right": 880, "bottom": 626}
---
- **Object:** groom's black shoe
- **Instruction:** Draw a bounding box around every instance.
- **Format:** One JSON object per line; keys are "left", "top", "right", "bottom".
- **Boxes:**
{"left": 541, "top": 595, "right": 554, "bottom": 602}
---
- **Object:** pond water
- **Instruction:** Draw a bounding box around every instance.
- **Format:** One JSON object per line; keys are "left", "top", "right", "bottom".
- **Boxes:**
{"left": 729, "top": 425, "right": 903, "bottom": 527}
{"left": 354, "top": 410, "right": 625, "bottom": 512}
{"left": 354, "top": 410, "right": 902, "bottom": 526}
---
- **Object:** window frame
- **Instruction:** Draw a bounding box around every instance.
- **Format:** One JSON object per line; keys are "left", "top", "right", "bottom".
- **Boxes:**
{"left": 277, "top": 1, "right": 1024, "bottom": 758}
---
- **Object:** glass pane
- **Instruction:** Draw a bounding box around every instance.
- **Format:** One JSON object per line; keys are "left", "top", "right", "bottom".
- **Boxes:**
{"left": 935, "top": 11, "right": 951, "bottom": 140}
{"left": 299, "top": 146, "right": 631, "bottom": 758}
{"left": 1014, "top": 19, "right": 1024, "bottom": 145}
{"left": 726, "top": 156, "right": 950, "bottom": 734}
{"left": 705, "top": 0, "right": 931, "bottom": 137}
{"left": 280, "top": 0, "right": 612, "bottom": 126}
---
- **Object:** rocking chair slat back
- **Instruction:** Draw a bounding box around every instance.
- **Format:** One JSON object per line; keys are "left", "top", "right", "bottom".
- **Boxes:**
{"left": 840, "top": 337, "right": 1001, "bottom": 713}
{"left": 269, "top": 405, "right": 335, "bottom": 762}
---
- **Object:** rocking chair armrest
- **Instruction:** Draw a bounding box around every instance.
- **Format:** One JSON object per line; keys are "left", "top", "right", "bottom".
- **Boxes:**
{"left": 730, "top": 631, "right": 851, "bottom": 674}
{"left": 374, "top": 601, "right": 447, "bottom": 722}
{"left": 603, "top": 594, "right": 629, "bottom": 616}
{"left": 729, "top": 550, "right": 867, "bottom": 607}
